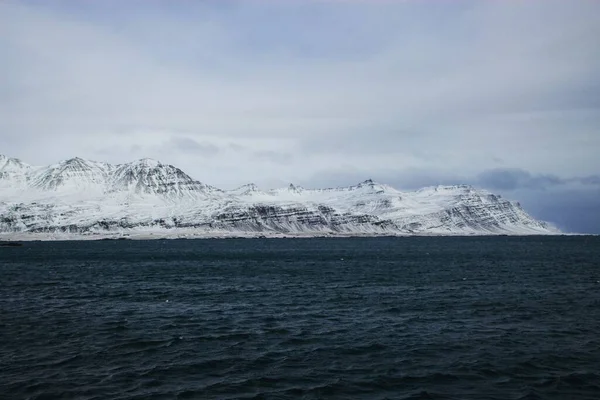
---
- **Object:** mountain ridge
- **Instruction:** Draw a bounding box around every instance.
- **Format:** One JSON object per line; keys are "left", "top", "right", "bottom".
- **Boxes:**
{"left": 0, "top": 154, "right": 560, "bottom": 239}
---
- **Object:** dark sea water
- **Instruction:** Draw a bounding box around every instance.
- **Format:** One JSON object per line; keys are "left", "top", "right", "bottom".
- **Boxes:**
{"left": 1, "top": 236, "right": 600, "bottom": 400}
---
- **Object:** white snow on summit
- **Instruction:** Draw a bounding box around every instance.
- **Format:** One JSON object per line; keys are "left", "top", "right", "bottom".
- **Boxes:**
{"left": 29, "top": 157, "right": 112, "bottom": 192}
{"left": 0, "top": 155, "right": 560, "bottom": 238}
{"left": 109, "top": 158, "right": 221, "bottom": 198}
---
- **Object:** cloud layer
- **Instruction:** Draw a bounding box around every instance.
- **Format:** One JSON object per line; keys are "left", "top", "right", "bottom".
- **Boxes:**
{"left": 1, "top": 0, "right": 599, "bottom": 232}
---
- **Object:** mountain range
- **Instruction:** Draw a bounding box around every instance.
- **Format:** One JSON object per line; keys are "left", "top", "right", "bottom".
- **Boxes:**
{"left": 0, "top": 154, "right": 559, "bottom": 239}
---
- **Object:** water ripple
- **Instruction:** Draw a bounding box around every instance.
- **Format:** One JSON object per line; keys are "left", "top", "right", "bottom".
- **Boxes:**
{"left": 1, "top": 236, "right": 599, "bottom": 399}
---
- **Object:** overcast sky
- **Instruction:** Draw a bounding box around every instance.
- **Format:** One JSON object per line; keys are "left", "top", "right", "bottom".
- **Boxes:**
{"left": 1, "top": 0, "right": 599, "bottom": 233}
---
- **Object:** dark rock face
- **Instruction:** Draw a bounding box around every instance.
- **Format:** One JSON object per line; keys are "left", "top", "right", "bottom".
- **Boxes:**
{"left": 109, "top": 160, "right": 219, "bottom": 196}
{"left": 208, "top": 204, "right": 391, "bottom": 233}
{"left": 0, "top": 198, "right": 552, "bottom": 236}
{"left": 30, "top": 158, "right": 110, "bottom": 191}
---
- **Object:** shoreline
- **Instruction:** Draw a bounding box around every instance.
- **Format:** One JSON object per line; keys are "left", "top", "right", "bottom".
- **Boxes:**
{"left": 0, "top": 230, "right": 575, "bottom": 242}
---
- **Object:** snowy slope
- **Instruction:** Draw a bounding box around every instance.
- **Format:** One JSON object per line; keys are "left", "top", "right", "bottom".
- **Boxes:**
{"left": 0, "top": 155, "right": 32, "bottom": 191}
{"left": 0, "top": 155, "right": 559, "bottom": 238}
{"left": 29, "top": 157, "right": 112, "bottom": 193}
{"left": 108, "top": 158, "right": 222, "bottom": 198}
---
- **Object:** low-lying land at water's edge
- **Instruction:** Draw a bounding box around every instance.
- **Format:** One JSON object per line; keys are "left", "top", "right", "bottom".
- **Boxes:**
{"left": 0, "top": 230, "right": 572, "bottom": 242}
{"left": 1, "top": 154, "right": 560, "bottom": 237}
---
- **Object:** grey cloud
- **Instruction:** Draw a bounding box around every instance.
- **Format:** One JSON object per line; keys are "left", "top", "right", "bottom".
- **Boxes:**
{"left": 92, "top": 144, "right": 144, "bottom": 162}
{"left": 297, "top": 127, "right": 436, "bottom": 157}
{"left": 580, "top": 175, "right": 600, "bottom": 185}
{"left": 228, "top": 143, "right": 246, "bottom": 152}
{"left": 1, "top": 1, "right": 600, "bottom": 232}
{"left": 510, "top": 187, "right": 600, "bottom": 234}
{"left": 475, "top": 168, "right": 564, "bottom": 191}
{"left": 130, "top": 145, "right": 142, "bottom": 154}
{"left": 167, "top": 137, "right": 220, "bottom": 157}
{"left": 476, "top": 168, "right": 600, "bottom": 191}
{"left": 253, "top": 150, "right": 293, "bottom": 166}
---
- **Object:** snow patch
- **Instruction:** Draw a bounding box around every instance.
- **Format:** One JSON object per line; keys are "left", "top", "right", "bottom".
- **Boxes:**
{"left": 0, "top": 155, "right": 561, "bottom": 238}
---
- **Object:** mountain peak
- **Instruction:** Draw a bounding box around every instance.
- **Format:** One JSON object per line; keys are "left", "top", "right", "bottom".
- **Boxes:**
{"left": 0, "top": 154, "right": 559, "bottom": 236}
{"left": 29, "top": 156, "right": 109, "bottom": 191}
{"left": 110, "top": 158, "right": 218, "bottom": 197}
{"left": 62, "top": 157, "right": 92, "bottom": 166}
{"left": 0, "top": 156, "right": 30, "bottom": 187}
{"left": 132, "top": 158, "right": 161, "bottom": 168}
{"left": 0, "top": 156, "right": 28, "bottom": 170}
{"left": 288, "top": 183, "right": 304, "bottom": 193}
{"left": 358, "top": 179, "right": 375, "bottom": 186}
{"left": 418, "top": 184, "right": 475, "bottom": 193}
{"left": 241, "top": 183, "right": 259, "bottom": 191}
{"left": 229, "top": 183, "right": 264, "bottom": 196}
{"left": 442, "top": 184, "right": 473, "bottom": 190}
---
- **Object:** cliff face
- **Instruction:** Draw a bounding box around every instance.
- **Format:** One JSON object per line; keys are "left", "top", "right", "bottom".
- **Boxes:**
{"left": 0, "top": 155, "right": 558, "bottom": 237}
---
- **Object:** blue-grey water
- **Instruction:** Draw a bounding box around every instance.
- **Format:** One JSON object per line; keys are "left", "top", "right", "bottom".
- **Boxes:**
{"left": 1, "top": 236, "right": 599, "bottom": 400}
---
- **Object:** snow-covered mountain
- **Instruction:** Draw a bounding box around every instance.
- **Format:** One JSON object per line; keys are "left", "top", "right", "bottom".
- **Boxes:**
{"left": 0, "top": 155, "right": 559, "bottom": 239}
{"left": 108, "top": 158, "right": 221, "bottom": 197}
{"left": 0, "top": 155, "right": 31, "bottom": 189}
{"left": 29, "top": 157, "right": 112, "bottom": 192}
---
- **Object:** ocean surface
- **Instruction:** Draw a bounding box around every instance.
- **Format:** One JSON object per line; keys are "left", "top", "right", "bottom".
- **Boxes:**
{"left": 1, "top": 236, "right": 599, "bottom": 400}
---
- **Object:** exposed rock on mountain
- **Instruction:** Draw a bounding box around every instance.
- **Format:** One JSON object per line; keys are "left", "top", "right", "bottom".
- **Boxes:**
{"left": 0, "top": 155, "right": 559, "bottom": 238}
